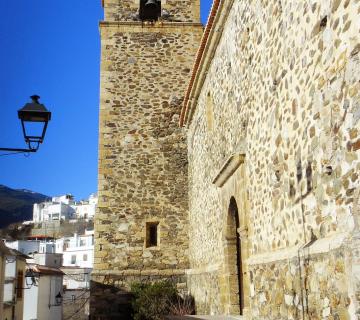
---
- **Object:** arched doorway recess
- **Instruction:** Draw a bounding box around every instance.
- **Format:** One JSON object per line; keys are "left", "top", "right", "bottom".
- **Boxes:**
{"left": 225, "top": 197, "right": 244, "bottom": 315}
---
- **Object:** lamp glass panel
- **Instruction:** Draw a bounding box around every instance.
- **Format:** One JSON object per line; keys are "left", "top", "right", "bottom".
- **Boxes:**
{"left": 22, "top": 121, "right": 46, "bottom": 139}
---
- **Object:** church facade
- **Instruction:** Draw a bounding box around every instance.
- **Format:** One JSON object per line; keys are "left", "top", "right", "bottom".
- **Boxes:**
{"left": 93, "top": 0, "right": 360, "bottom": 319}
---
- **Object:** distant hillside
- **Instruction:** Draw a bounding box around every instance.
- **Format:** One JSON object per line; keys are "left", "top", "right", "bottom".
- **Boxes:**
{"left": 0, "top": 185, "right": 49, "bottom": 228}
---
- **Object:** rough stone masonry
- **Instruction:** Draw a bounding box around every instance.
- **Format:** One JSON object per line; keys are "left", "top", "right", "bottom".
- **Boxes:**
{"left": 91, "top": 0, "right": 203, "bottom": 319}
{"left": 182, "top": 0, "right": 360, "bottom": 319}
{"left": 93, "top": 0, "right": 360, "bottom": 319}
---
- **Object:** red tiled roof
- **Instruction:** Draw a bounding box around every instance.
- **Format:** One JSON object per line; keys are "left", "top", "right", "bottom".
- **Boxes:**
{"left": 28, "top": 264, "right": 64, "bottom": 276}
{"left": 27, "top": 235, "right": 54, "bottom": 240}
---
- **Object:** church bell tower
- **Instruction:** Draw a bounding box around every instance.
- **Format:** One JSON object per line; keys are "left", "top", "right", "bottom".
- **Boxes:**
{"left": 91, "top": 0, "right": 203, "bottom": 318}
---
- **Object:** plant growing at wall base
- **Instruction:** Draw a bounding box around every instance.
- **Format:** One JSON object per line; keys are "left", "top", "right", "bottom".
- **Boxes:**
{"left": 169, "top": 294, "right": 195, "bottom": 316}
{"left": 130, "top": 281, "right": 178, "bottom": 320}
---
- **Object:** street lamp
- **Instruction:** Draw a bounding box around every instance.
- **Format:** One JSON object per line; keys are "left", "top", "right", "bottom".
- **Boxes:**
{"left": 48, "top": 291, "right": 63, "bottom": 309}
{"left": 55, "top": 292, "right": 63, "bottom": 305}
{"left": 0, "top": 95, "right": 51, "bottom": 153}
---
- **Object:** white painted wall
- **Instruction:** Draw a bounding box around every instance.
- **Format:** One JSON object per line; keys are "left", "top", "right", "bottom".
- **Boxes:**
{"left": 73, "top": 202, "right": 96, "bottom": 219}
{"left": 2, "top": 256, "right": 26, "bottom": 319}
{"left": 33, "top": 194, "right": 97, "bottom": 222}
{"left": 23, "top": 275, "right": 63, "bottom": 320}
{"left": 3, "top": 282, "right": 13, "bottom": 303}
{"left": 38, "top": 276, "right": 63, "bottom": 320}
{"left": 0, "top": 255, "right": 4, "bottom": 320}
{"left": 5, "top": 240, "right": 40, "bottom": 255}
{"left": 33, "top": 253, "right": 63, "bottom": 268}
{"left": 39, "top": 241, "right": 56, "bottom": 254}
{"left": 23, "top": 278, "right": 38, "bottom": 320}
{"left": 52, "top": 194, "right": 74, "bottom": 205}
{"left": 33, "top": 201, "right": 76, "bottom": 223}
{"left": 62, "top": 268, "right": 92, "bottom": 290}
{"left": 57, "top": 231, "right": 94, "bottom": 268}
{"left": 4, "top": 258, "right": 16, "bottom": 278}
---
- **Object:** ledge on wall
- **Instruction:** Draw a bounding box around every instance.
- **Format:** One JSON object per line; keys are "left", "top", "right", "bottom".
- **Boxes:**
{"left": 165, "top": 316, "right": 243, "bottom": 320}
{"left": 212, "top": 152, "right": 246, "bottom": 188}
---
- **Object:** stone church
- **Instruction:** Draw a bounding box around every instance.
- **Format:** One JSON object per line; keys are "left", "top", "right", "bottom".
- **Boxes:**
{"left": 92, "top": 0, "right": 360, "bottom": 319}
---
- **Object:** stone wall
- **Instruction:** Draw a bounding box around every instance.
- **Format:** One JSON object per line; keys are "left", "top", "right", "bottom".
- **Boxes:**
{"left": 102, "top": 0, "right": 200, "bottom": 23}
{"left": 95, "top": 22, "right": 202, "bottom": 273}
{"left": 185, "top": 0, "right": 360, "bottom": 318}
{"left": 91, "top": 272, "right": 187, "bottom": 319}
{"left": 92, "top": 2, "right": 203, "bottom": 317}
{"left": 63, "top": 290, "right": 90, "bottom": 320}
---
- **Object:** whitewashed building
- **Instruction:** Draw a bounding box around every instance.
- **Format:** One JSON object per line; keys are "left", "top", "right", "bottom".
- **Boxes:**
{"left": 5, "top": 240, "right": 40, "bottom": 255}
{"left": 72, "top": 193, "right": 98, "bottom": 220}
{"left": 52, "top": 194, "right": 74, "bottom": 205}
{"left": 56, "top": 230, "right": 94, "bottom": 268}
{"left": 33, "top": 193, "right": 97, "bottom": 223}
{"left": 23, "top": 264, "right": 64, "bottom": 320}
{"left": 1, "top": 244, "right": 28, "bottom": 320}
{"left": 23, "top": 248, "right": 64, "bottom": 320}
{"left": 61, "top": 266, "right": 92, "bottom": 290}
{"left": 33, "top": 199, "right": 75, "bottom": 223}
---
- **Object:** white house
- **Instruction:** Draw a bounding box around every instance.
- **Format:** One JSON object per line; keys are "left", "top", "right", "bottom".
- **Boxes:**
{"left": 23, "top": 248, "right": 64, "bottom": 320}
{"left": 5, "top": 240, "right": 40, "bottom": 255}
{"left": 23, "top": 264, "right": 64, "bottom": 320}
{"left": 33, "top": 193, "right": 97, "bottom": 223}
{"left": 33, "top": 252, "right": 63, "bottom": 268}
{"left": 72, "top": 194, "right": 98, "bottom": 220}
{"left": 33, "top": 200, "right": 76, "bottom": 223}
{"left": 61, "top": 266, "right": 92, "bottom": 290}
{"left": 52, "top": 194, "right": 74, "bottom": 205}
{"left": 56, "top": 230, "right": 94, "bottom": 268}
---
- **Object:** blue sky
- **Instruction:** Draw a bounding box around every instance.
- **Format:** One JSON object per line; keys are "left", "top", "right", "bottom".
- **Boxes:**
{"left": 0, "top": 0, "right": 212, "bottom": 200}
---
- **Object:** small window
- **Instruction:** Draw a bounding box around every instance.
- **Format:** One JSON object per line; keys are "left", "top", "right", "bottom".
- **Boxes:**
{"left": 64, "top": 241, "right": 70, "bottom": 250}
{"left": 146, "top": 222, "right": 159, "bottom": 248}
{"left": 83, "top": 254, "right": 88, "bottom": 261}
{"left": 71, "top": 255, "right": 76, "bottom": 264}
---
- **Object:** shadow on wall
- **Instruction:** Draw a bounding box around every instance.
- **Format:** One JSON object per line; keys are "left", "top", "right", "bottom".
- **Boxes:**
{"left": 90, "top": 280, "right": 133, "bottom": 320}
{"left": 90, "top": 277, "right": 196, "bottom": 320}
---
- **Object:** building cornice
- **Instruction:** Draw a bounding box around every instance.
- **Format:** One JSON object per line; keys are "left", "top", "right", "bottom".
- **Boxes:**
{"left": 179, "top": 0, "right": 235, "bottom": 127}
{"left": 92, "top": 269, "right": 186, "bottom": 277}
{"left": 99, "top": 21, "right": 203, "bottom": 28}
{"left": 99, "top": 21, "right": 203, "bottom": 35}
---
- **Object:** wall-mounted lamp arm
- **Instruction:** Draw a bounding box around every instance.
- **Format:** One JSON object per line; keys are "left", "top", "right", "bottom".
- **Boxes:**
{"left": 0, "top": 147, "right": 37, "bottom": 153}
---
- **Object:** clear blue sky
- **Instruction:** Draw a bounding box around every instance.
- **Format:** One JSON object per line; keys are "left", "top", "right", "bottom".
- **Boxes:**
{"left": 0, "top": 0, "right": 212, "bottom": 200}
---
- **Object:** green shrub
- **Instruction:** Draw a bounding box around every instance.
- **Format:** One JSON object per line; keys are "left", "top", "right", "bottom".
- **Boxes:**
{"left": 130, "top": 281, "right": 178, "bottom": 320}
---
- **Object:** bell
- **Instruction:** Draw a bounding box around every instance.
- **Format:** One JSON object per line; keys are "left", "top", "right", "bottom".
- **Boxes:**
{"left": 145, "top": 0, "right": 158, "bottom": 8}
{"left": 140, "top": 0, "right": 160, "bottom": 21}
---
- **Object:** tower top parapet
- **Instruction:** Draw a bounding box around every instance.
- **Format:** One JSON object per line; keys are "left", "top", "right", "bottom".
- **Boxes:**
{"left": 101, "top": 0, "right": 200, "bottom": 23}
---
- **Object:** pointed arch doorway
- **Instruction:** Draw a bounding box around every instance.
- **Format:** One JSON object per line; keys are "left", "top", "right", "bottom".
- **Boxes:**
{"left": 224, "top": 197, "right": 244, "bottom": 315}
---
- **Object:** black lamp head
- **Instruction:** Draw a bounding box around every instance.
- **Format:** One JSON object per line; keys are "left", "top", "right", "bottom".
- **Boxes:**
{"left": 55, "top": 292, "right": 62, "bottom": 305}
{"left": 18, "top": 95, "right": 51, "bottom": 123}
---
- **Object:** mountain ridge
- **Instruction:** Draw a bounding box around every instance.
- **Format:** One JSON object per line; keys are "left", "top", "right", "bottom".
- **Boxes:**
{"left": 0, "top": 185, "right": 49, "bottom": 228}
